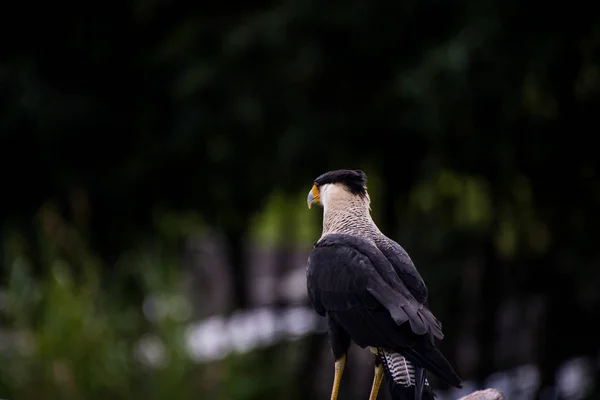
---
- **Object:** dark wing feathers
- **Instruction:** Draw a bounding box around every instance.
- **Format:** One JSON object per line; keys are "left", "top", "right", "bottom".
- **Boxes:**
{"left": 414, "top": 367, "right": 427, "bottom": 400}
{"left": 403, "top": 341, "right": 463, "bottom": 389}
{"left": 377, "top": 240, "right": 444, "bottom": 339}
{"left": 308, "top": 234, "right": 439, "bottom": 340}
{"left": 306, "top": 233, "right": 462, "bottom": 388}
{"left": 378, "top": 241, "right": 429, "bottom": 305}
{"left": 306, "top": 241, "right": 380, "bottom": 315}
{"left": 366, "top": 279, "right": 429, "bottom": 337}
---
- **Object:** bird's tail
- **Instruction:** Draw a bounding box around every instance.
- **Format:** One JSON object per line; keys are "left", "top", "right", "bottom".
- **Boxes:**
{"left": 402, "top": 339, "right": 462, "bottom": 389}
{"left": 378, "top": 349, "right": 435, "bottom": 400}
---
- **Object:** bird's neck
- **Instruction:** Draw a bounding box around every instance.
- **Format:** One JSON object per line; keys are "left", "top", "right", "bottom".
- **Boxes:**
{"left": 321, "top": 199, "right": 380, "bottom": 238}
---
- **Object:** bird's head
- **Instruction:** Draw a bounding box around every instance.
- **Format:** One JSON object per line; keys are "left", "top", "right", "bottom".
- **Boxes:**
{"left": 307, "top": 169, "right": 368, "bottom": 210}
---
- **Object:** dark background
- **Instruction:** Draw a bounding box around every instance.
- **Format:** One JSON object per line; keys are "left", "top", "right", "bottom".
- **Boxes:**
{"left": 1, "top": 1, "right": 599, "bottom": 399}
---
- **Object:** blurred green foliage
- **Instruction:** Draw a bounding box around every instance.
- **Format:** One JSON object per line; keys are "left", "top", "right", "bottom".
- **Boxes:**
{"left": 0, "top": 205, "right": 305, "bottom": 400}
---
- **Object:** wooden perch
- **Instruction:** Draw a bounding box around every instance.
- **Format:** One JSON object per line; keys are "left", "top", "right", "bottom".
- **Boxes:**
{"left": 458, "top": 388, "right": 505, "bottom": 400}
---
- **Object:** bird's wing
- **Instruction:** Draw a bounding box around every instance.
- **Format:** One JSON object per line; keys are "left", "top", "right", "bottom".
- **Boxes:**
{"left": 377, "top": 239, "right": 430, "bottom": 307}
{"left": 307, "top": 233, "right": 441, "bottom": 343}
{"left": 305, "top": 233, "right": 460, "bottom": 387}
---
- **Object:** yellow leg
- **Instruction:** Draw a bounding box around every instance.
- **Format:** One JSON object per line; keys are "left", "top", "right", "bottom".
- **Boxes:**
{"left": 368, "top": 362, "right": 384, "bottom": 400}
{"left": 330, "top": 353, "right": 346, "bottom": 400}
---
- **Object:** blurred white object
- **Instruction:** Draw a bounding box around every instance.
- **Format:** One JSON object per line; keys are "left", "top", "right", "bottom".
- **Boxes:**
{"left": 555, "top": 356, "right": 594, "bottom": 400}
{"left": 458, "top": 388, "right": 505, "bottom": 400}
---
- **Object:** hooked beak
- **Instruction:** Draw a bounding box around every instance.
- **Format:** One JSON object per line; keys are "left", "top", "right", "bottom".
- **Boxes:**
{"left": 307, "top": 184, "right": 320, "bottom": 209}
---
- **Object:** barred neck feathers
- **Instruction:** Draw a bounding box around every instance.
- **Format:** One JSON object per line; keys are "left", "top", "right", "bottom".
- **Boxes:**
{"left": 320, "top": 183, "right": 380, "bottom": 238}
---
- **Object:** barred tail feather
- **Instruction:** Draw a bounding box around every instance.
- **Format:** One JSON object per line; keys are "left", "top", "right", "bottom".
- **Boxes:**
{"left": 383, "top": 373, "right": 435, "bottom": 400}
{"left": 378, "top": 349, "right": 435, "bottom": 400}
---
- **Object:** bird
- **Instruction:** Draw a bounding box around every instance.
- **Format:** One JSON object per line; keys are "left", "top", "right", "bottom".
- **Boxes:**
{"left": 305, "top": 169, "right": 462, "bottom": 400}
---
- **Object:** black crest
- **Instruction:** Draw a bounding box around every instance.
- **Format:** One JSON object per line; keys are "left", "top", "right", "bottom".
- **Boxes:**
{"left": 314, "top": 169, "right": 367, "bottom": 196}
